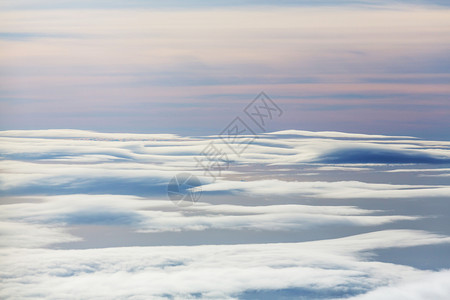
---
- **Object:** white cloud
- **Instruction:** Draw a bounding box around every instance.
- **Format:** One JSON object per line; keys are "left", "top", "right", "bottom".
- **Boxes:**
{"left": 0, "top": 195, "right": 418, "bottom": 241}
{"left": 347, "top": 269, "right": 450, "bottom": 300}
{"left": 419, "top": 173, "right": 450, "bottom": 177}
{"left": 0, "top": 221, "right": 80, "bottom": 248}
{"left": 0, "top": 230, "right": 448, "bottom": 300}
{"left": 0, "top": 129, "right": 449, "bottom": 299}
{"left": 1, "top": 129, "right": 449, "bottom": 198}
{"left": 387, "top": 168, "right": 450, "bottom": 173}
{"left": 267, "top": 130, "right": 415, "bottom": 139}
{"left": 202, "top": 179, "right": 450, "bottom": 199}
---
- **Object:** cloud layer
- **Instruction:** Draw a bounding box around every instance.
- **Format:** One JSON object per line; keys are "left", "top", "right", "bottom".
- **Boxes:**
{"left": 1, "top": 129, "right": 449, "bottom": 299}
{"left": 0, "top": 194, "right": 421, "bottom": 248}
{"left": 1, "top": 230, "right": 449, "bottom": 299}
{"left": 1, "top": 129, "right": 449, "bottom": 198}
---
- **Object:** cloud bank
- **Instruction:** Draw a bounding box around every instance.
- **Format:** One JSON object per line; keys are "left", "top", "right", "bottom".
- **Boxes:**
{"left": 1, "top": 129, "right": 449, "bottom": 299}
{"left": 1, "top": 230, "right": 449, "bottom": 299}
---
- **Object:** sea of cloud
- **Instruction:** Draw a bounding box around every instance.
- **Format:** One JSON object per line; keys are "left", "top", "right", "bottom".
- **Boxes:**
{"left": 0, "top": 129, "right": 449, "bottom": 299}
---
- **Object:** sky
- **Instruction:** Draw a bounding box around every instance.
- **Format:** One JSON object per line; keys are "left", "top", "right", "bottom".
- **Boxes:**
{"left": 1, "top": 1, "right": 450, "bottom": 299}
{"left": 1, "top": 0, "right": 450, "bottom": 138}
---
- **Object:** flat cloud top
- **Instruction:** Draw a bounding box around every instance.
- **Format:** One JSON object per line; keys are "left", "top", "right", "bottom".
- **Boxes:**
{"left": 0, "top": 229, "right": 449, "bottom": 299}
{"left": 1, "top": 129, "right": 449, "bottom": 299}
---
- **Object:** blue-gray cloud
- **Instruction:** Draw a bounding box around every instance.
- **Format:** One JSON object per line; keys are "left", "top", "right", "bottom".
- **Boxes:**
{"left": 317, "top": 148, "right": 450, "bottom": 164}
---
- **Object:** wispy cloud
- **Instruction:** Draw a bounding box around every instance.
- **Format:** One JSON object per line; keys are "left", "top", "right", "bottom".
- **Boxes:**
{"left": 0, "top": 194, "right": 419, "bottom": 247}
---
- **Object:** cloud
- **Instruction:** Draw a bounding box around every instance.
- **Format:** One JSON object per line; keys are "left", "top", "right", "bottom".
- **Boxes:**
{"left": 387, "top": 167, "right": 450, "bottom": 173}
{"left": 0, "top": 195, "right": 418, "bottom": 243}
{"left": 419, "top": 173, "right": 450, "bottom": 177}
{"left": 0, "top": 230, "right": 449, "bottom": 299}
{"left": 316, "top": 147, "right": 450, "bottom": 164}
{"left": 347, "top": 269, "right": 450, "bottom": 300}
{"left": 0, "top": 129, "right": 449, "bottom": 298}
{"left": 0, "top": 221, "right": 80, "bottom": 248}
{"left": 1, "top": 129, "right": 449, "bottom": 198}
{"left": 267, "top": 130, "right": 415, "bottom": 139}
{"left": 202, "top": 179, "right": 450, "bottom": 199}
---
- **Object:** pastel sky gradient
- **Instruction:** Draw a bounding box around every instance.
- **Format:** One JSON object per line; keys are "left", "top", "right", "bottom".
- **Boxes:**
{"left": 1, "top": 0, "right": 449, "bottom": 138}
